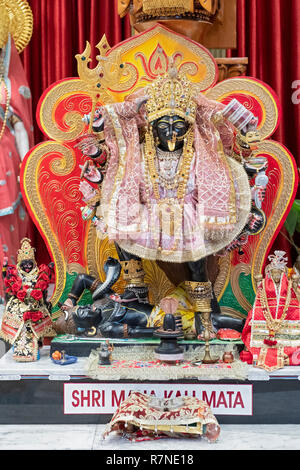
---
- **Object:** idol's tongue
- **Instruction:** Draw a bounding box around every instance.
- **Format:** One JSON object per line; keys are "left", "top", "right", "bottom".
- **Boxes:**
{"left": 167, "top": 132, "right": 177, "bottom": 152}
{"left": 167, "top": 140, "right": 176, "bottom": 152}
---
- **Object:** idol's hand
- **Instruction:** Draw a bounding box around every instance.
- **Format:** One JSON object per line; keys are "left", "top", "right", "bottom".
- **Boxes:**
{"left": 93, "top": 216, "right": 107, "bottom": 234}
{"left": 79, "top": 180, "right": 97, "bottom": 201}
{"left": 93, "top": 108, "right": 104, "bottom": 132}
{"left": 251, "top": 186, "right": 267, "bottom": 209}
{"left": 14, "top": 121, "right": 30, "bottom": 161}
{"left": 254, "top": 274, "right": 263, "bottom": 289}
{"left": 136, "top": 95, "right": 149, "bottom": 111}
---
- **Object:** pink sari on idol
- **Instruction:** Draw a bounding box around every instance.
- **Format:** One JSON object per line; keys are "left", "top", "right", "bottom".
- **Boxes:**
{"left": 99, "top": 93, "right": 251, "bottom": 263}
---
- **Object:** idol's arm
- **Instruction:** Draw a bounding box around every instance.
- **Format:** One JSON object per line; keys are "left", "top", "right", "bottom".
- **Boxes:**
{"left": 10, "top": 114, "right": 30, "bottom": 161}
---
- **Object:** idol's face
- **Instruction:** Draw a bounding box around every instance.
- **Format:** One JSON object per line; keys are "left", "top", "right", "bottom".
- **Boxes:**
{"left": 271, "top": 268, "right": 282, "bottom": 284}
{"left": 154, "top": 115, "right": 189, "bottom": 151}
{"left": 76, "top": 305, "right": 102, "bottom": 323}
{"left": 20, "top": 259, "right": 34, "bottom": 273}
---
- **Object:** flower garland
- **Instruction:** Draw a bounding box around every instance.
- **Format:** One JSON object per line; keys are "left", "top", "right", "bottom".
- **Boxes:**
{"left": 23, "top": 311, "right": 44, "bottom": 322}
{"left": 4, "top": 264, "right": 51, "bottom": 304}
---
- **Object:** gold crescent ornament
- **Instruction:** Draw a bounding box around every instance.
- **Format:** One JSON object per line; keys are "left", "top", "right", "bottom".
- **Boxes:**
{"left": 0, "top": 0, "right": 33, "bottom": 53}
{"left": 87, "top": 327, "right": 97, "bottom": 337}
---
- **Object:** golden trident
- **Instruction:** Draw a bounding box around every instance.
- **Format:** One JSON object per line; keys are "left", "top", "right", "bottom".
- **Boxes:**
{"left": 75, "top": 35, "right": 126, "bottom": 134}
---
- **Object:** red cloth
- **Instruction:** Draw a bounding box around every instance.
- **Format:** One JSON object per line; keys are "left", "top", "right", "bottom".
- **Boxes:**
{"left": 0, "top": 40, "right": 33, "bottom": 210}
{"left": 239, "top": 350, "right": 253, "bottom": 365}
{"left": 0, "top": 243, "right": 4, "bottom": 302}
{"left": 217, "top": 328, "right": 242, "bottom": 340}
{"left": 242, "top": 273, "right": 300, "bottom": 371}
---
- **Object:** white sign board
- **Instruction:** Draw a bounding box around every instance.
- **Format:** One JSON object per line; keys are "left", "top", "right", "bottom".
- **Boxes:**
{"left": 64, "top": 382, "right": 253, "bottom": 416}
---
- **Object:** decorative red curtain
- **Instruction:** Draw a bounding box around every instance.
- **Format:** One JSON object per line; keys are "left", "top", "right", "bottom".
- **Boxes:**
{"left": 229, "top": 0, "right": 300, "bottom": 169}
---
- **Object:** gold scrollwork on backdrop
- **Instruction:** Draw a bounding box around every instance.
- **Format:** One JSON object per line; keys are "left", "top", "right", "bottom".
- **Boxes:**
{"left": 22, "top": 142, "right": 80, "bottom": 309}
{"left": 205, "top": 77, "right": 280, "bottom": 140}
{"left": 230, "top": 263, "right": 252, "bottom": 313}
{"left": 39, "top": 80, "right": 93, "bottom": 142}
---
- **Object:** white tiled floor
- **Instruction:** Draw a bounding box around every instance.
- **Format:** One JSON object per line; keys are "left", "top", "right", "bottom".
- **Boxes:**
{"left": 0, "top": 424, "right": 299, "bottom": 450}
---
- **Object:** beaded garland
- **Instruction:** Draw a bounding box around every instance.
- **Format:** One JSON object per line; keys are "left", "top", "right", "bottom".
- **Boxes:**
{"left": 260, "top": 278, "right": 292, "bottom": 346}
{"left": 144, "top": 125, "right": 194, "bottom": 202}
{"left": 143, "top": 125, "right": 195, "bottom": 252}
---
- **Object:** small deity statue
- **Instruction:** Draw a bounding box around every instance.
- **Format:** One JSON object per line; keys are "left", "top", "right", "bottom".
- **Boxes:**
{"left": 0, "top": 238, "right": 56, "bottom": 361}
{"left": 240, "top": 251, "right": 300, "bottom": 371}
{"left": 98, "top": 340, "right": 114, "bottom": 365}
{"left": 73, "top": 65, "right": 266, "bottom": 341}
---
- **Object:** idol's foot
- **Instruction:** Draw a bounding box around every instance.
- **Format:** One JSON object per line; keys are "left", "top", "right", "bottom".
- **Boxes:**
{"left": 92, "top": 257, "right": 122, "bottom": 301}
{"left": 110, "top": 285, "right": 149, "bottom": 304}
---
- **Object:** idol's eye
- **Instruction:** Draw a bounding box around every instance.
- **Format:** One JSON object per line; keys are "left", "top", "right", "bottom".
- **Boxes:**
{"left": 174, "top": 122, "right": 186, "bottom": 130}
{"left": 157, "top": 122, "right": 169, "bottom": 129}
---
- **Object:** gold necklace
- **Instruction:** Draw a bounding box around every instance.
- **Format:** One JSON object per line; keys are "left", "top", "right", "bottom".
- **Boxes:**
{"left": 157, "top": 147, "right": 182, "bottom": 190}
{"left": 18, "top": 266, "right": 39, "bottom": 284}
{"left": 144, "top": 126, "right": 194, "bottom": 201}
{"left": 260, "top": 278, "right": 292, "bottom": 339}
{"left": 143, "top": 125, "right": 194, "bottom": 253}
